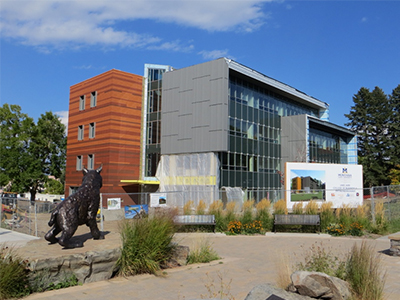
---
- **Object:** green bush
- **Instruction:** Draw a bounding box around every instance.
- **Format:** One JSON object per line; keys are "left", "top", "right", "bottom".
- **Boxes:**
{"left": 297, "top": 242, "right": 346, "bottom": 279}
{"left": 29, "top": 270, "right": 79, "bottom": 293}
{"left": 187, "top": 238, "right": 220, "bottom": 264}
{"left": 296, "top": 241, "right": 386, "bottom": 300}
{"left": 0, "top": 246, "right": 30, "bottom": 299}
{"left": 117, "top": 212, "right": 176, "bottom": 276}
{"left": 346, "top": 241, "right": 386, "bottom": 300}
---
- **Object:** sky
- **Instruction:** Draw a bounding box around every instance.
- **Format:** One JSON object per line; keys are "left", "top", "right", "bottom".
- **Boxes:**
{"left": 1, "top": 0, "right": 399, "bottom": 129}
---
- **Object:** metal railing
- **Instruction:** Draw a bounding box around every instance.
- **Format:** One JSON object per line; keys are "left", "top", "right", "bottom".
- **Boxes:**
{"left": 2, "top": 185, "right": 399, "bottom": 237}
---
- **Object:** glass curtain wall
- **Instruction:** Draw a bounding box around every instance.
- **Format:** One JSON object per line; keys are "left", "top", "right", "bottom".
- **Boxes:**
{"left": 145, "top": 68, "right": 165, "bottom": 177}
{"left": 222, "top": 75, "right": 320, "bottom": 198}
{"left": 309, "top": 127, "right": 349, "bottom": 164}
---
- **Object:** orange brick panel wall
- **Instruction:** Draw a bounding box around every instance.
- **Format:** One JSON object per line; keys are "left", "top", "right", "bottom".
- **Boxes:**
{"left": 65, "top": 69, "right": 143, "bottom": 207}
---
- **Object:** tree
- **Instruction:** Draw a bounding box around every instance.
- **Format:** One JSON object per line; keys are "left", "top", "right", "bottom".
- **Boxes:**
{"left": 43, "top": 178, "right": 65, "bottom": 194}
{"left": 0, "top": 104, "right": 66, "bottom": 201}
{"left": 388, "top": 84, "right": 400, "bottom": 168}
{"left": 345, "top": 87, "right": 392, "bottom": 187}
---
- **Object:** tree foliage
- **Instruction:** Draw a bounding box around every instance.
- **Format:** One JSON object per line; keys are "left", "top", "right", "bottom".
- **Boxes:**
{"left": 345, "top": 85, "right": 400, "bottom": 187}
{"left": 0, "top": 104, "right": 66, "bottom": 200}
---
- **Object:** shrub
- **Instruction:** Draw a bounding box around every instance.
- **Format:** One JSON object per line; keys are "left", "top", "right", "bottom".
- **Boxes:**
{"left": 0, "top": 246, "right": 30, "bottom": 299}
{"left": 256, "top": 199, "right": 272, "bottom": 231}
{"left": 224, "top": 202, "right": 237, "bottom": 225}
{"left": 208, "top": 200, "right": 225, "bottom": 232}
{"left": 241, "top": 199, "right": 254, "bottom": 225}
{"left": 305, "top": 200, "right": 318, "bottom": 215}
{"left": 29, "top": 270, "right": 80, "bottom": 293}
{"left": 320, "top": 202, "right": 335, "bottom": 230}
{"left": 273, "top": 199, "right": 287, "bottom": 215}
{"left": 297, "top": 242, "right": 346, "bottom": 279}
{"left": 292, "top": 202, "right": 303, "bottom": 214}
{"left": 196, "top": 200, "right": 207, "bottom": 215}
{"left": 183, "top": 200, "right": 194, "bottom": 215}
{"left": 117, "top": 212, "right": 176, "bottom": 276}
{"left": 243, "top": 220, "right": 263, "bottom": 234}
{"left": 346, "top": 241, "right": 386, "bottom": 300}
{"left": 348, "top": 222, "right": 364, "bottom": 236}
{"left": 187, "top": 238, "right": 220, "bottom": 264}
{"left": 326, "top": 223, "right": 346, "bottom": 236}
{"left": 227, "top": 220, "right": 242, "bottom": 234}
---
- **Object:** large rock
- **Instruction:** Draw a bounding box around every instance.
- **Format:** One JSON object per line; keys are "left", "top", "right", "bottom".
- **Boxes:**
{"left": 291, "top": 271, "right": 351, "bottom": 300}
{"left": 244, "top": 283, "right": 314, "bottom": 300}
{"left": 389, "top": 235, "right": 400, "bottom": 256}
{"left": 28, "top": 248, "right": 121, "bottom": 284}
{"left": 161, "top": 245, "right": 189, "bottom": 268}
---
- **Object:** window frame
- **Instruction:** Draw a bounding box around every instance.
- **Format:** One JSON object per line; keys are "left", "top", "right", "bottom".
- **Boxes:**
{"left": 79, "top": 95, "right": 86, "bottom": 111}
{"left": 78, "top": 125, "right": 84, "bottom": 140}
{"left": 76, "top": 155, "right": 83, "bottom": 170}
{"left": 90, "top": 91, "right": 97, "bottom": 107}
{"left": 88, "top": 154, "right": 94, "bottom": 170}
{"left": 89, "top": 122, "right": 96, "bottom": 139}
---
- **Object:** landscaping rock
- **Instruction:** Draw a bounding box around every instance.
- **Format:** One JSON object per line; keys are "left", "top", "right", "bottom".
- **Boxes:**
{"left": 291, "top": 271, "right": 351, "bottom": 300}
{"left": 161, "top": 245, "right": 189, "bottom": 268}
{"left": 244, "top": 283, "right": 314, "bottom": 300}
{"left": 389, "top": 235, "right": 400, "bottom": 256}
{"left": 28, "top": 248, "right": 121, "bottom": 284}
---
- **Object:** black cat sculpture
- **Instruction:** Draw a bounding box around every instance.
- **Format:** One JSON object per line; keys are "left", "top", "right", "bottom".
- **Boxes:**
{"left": 45, "top": 166, "right": 104, "bottom": 248}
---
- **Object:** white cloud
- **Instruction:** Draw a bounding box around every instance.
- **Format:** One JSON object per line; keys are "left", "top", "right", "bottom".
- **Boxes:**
{"left": 198, "top": 49, "right": 235, "bottom": 60}
{"left": 0, "top": 0, "right": 275, "bottom": 51}
{"left": 361, "top": 17, "right": 368, "bottom": 23}
{"left": 55, "top": 110, "right": 69, "bottom": 133}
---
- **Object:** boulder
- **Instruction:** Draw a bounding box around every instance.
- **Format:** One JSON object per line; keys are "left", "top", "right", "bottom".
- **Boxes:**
{"left": 244, "top": 283, "right": 314, "bottom": 300}
{"left": 161, "top": 245, "right": 189, "bottom": 268}
{"left": 291, "top": 271, "right": 351, "bottom": 300}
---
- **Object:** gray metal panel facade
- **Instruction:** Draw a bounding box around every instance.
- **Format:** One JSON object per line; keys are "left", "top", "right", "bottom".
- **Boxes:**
{"left": 162, "top": 58, "right": 229, "bottom": 155}
{"left": 281, "top": 114, "right": 308, "bottom": 166}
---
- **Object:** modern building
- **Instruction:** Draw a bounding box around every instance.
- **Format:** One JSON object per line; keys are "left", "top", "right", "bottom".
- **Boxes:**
{"left": 65, "top": 69, "right": 145, "bottom": 206}
{"left": 65, "top": 58, "right": 357, "bottom": 206}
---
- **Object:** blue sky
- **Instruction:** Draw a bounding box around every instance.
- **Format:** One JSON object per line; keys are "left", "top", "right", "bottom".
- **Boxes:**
{"left": 1, "top": 0, "right": 399, "bottom": 129}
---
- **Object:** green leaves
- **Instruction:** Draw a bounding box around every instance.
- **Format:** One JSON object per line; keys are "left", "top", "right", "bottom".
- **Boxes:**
{"left": 345, "top": 85, "right": 400, "bottom": 187}
{"left": 0, "top": 104, "right": 66, "bottom": 199}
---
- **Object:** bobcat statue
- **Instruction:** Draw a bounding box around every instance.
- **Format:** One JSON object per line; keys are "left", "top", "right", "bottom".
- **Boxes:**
{"left": 45, "top": 166, "right": 104, "bottom": 248}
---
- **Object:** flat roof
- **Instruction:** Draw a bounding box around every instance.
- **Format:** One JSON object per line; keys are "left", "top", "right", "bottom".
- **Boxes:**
{"left": 225, "top": 58, "right": 329, "bottom": 110}
{"left": 308, "top": 116, "right": 355, "bottom": 137}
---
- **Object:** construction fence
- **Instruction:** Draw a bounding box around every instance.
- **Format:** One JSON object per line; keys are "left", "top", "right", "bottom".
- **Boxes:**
{"left": 1, "top": 185, "right": 400, "bottom": 238}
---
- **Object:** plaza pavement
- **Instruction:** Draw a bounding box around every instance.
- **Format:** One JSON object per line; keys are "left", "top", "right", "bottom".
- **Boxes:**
{"left": 1, "top": 221, "right": 399, "bottom": 300}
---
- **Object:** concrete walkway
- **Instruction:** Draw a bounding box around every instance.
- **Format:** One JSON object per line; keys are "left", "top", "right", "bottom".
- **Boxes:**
{"left": 2, "top": 223, "right": 399, "bottom": 300}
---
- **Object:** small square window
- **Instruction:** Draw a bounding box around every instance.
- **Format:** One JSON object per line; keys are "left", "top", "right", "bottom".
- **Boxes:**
{"left": 79, "top": 95, "right": 85, "bottom": 110}
{"left": 90, "top": 91, "right": 97, "bottom": 107}
{"left": 76, "top": 155, "right": 83, "bottom": 170}
{"left": 89, "top": 122, "right": 96, "bottom": 139}
{"left": 88, "top": 154, "right": 94, "bottom": 170}
{"left": 78, "top": 125, "right": 84, "bottom": 140}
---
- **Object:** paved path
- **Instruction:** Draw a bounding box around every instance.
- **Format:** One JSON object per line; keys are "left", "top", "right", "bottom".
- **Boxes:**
{"left": 2, "top": 223, "right": 399, "bottom": 300}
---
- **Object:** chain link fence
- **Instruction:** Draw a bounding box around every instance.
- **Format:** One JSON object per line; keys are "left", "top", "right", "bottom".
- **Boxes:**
{"left": 2, "top": 185, "right": 400, "bottom": 237}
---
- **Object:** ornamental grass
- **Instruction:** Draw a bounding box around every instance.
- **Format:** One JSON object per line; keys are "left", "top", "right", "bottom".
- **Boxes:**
{"left": 273, "top": 199, "right": 287, "bottom": 215}
{"left": 241, "top": 199, "right": 254, "bottom": 225}
{"left": 208, "top": 200, "right": 225, "bottom": 232}
{"left": 305, "top": 200, "right": 318, "bottom": 215}
{"left": 0, "top": 246, "right": 30, "bottom": 299}
{"left": 117, "top": 212, "right": 176, "bottom": 276}
{"left": 256, "top": 198, "right": 272, "bottom": 231}
{"left": 196, "top": 200, "right": 207, "bottom": 215}
{"left": 292, "top": 202, "right": 304, "bottom": 214}
{"left": 183, "top": 200, "right": 194, "bottom": 215}
{"left": 346, "top": 241, "right": 386, "bottom": 300}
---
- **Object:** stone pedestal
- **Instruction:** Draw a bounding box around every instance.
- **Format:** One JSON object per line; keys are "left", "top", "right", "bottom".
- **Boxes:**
{"left": 389, "top": 235, "right": 400, "bottom": 257}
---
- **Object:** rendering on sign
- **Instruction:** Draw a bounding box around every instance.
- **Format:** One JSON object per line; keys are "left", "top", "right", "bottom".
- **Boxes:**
{"left": 124, "top": 205, "right": 148, "bottom": 219}
{"left": 285, "top": 162, "right": 363, "bottom": 209}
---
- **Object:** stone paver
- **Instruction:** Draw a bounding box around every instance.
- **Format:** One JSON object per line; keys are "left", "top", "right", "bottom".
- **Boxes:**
{"left": 2, "top": 222, "right": 399, "bottom": 300}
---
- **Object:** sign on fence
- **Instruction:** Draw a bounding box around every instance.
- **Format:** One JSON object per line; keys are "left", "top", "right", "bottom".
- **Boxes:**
{"left": 285, "top": 162, "right": 363, "bottom": 209}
